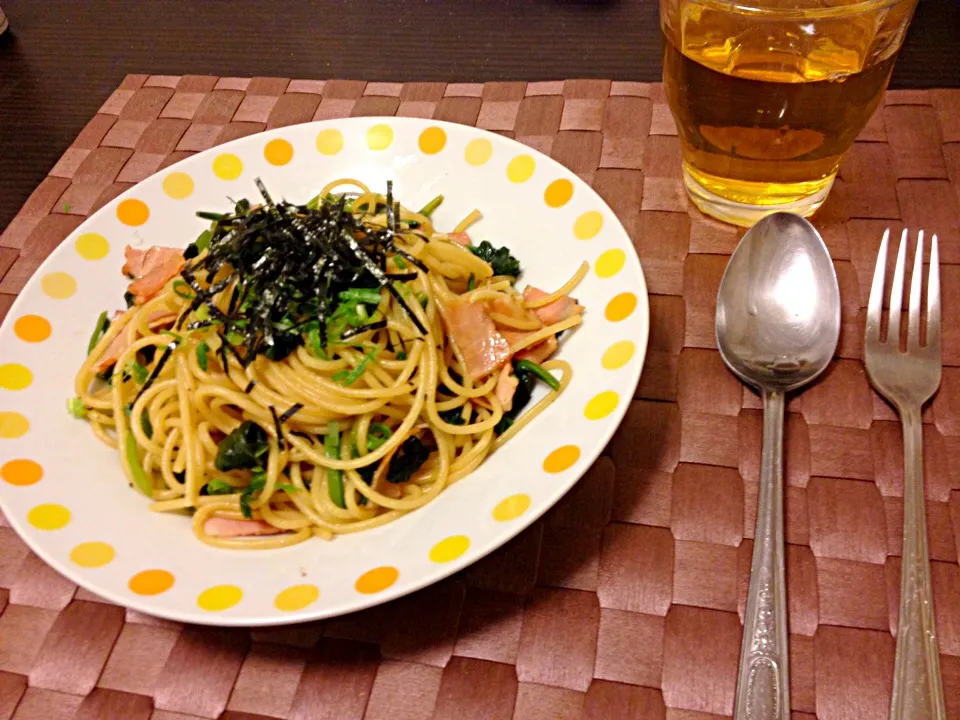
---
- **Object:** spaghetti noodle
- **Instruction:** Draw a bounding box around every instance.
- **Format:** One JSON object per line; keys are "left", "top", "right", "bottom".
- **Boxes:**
{"left": 71, "top": 179, "right": 585, "bottom": 548}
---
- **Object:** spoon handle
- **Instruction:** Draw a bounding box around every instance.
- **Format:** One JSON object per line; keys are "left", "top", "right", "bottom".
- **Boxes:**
{"left": 734, "top": 390, "right": 790, "bottom": 720}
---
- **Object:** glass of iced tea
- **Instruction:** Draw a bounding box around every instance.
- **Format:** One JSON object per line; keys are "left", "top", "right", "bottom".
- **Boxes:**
{"left": 661, "top": 0, "right": 919, "bottom": 227}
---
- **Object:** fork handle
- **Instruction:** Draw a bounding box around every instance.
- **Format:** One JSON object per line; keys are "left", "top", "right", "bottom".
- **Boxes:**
{"left": 891, "top": 407, "right": 947, "bottom": 720}
{"left": 734, "top": 390, "right": 790, "bottom": 720}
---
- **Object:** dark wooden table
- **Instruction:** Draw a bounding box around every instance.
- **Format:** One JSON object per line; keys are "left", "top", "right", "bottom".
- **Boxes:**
{"left": 0, "top": 0, "right": 958, "bottom": 232}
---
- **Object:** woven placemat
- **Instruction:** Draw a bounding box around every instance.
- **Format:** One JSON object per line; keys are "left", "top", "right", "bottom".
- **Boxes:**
{"left": 1, "top": 75, "right": 960, "bottom": 720}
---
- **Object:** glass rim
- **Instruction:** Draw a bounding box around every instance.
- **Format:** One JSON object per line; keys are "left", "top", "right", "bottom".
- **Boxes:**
{"left": 683, "top": 0, "right": 910, "bottom": 19}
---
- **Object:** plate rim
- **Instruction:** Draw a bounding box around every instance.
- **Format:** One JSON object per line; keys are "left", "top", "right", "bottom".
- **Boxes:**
{"left": 0, "top": 116, "right": 650, "bottom": 625}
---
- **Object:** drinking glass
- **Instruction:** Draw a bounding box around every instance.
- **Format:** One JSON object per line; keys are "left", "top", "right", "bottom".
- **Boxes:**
{"left": 661, "top": 0, "right": 919, "bottom": 227}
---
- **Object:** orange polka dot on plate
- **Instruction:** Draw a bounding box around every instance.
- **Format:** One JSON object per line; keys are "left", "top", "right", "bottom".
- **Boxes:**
{"left": 274, "top": 584, "right": 320, "bottom": 611}
{"left": 14, "top": 315, "right": 51, "bottom": 343}
{"left": 492, "top": 494, "right": 531, "bottom": 522}
{"left": 75, "top": 233, "right": 110, "bottom": 260}
{"left": 585, "top": 391, "right": 619, "bottom": 420}
{"left": 198, "top": 584, "right": 243, "bottom": 611}
{"left": 544, "top": 179, "right": 574, "bottom": 208}
{"left": 41, "top": 272, "right": 76, "bottom": 299}
{"left": 601, "top": 340, "right": 635, "bottom": 370}
{"left": 418, "top": 126, "right": 446, "bottom": 155}
{"left": 595, "top": 249, "right": 626, "bottom": 278}
{"left": 574, "top": 210, "right": 604, "bottom": 240}
{"left": 605, "top": 292, "right": 637, "bottom": 322}
{"left": 367, "top": 124, "right": 394, "bottom": 151}
{"left": 464, "top": 138, "right": 492, "bottom": 166}
{"left": 27, "top": 503, "right": 70, "bottom": 531}
{"left": 543, "top": 445, "right": 580, "bottom": 473}
{"left": 129, "top": 569, "right": 175, "bottom": 595}
{"left": 70, "top": 541, "right": 115, "bottom": 568}
{"left": 264, "top": 138, "right": 294, "bottom": 166}
{"left": 117, "top": 199, "right": 150, "bottom": 226}
{"left": 316, "top": 128, "right": 344, "bottom": 155}
{"left": 1, "top": 459, "right": 43, "bottom": 486}
{"left": 0, "top": 363, "right": 32, "bottom": 391}
{"left": 0, "top": 412, "right": 29, "bottom": 439}
{"left": 429, "top": 535, "right": 470, "bottom": 563}
{"left": 355, "top": 566, "right": 399, "bottom": 594}
{"left": 212, "top": 153, "right": 243, "bottom": 180}
{"left": 162, "top": 172, "right": 194, "bottom": 199}
{"left": 507, "top": 154, "right": 535, "bottom": 183}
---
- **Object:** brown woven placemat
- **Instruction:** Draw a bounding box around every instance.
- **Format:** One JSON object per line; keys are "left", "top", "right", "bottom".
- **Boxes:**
{"left": 1, "top": 75, "right": 960, "bottom": 720}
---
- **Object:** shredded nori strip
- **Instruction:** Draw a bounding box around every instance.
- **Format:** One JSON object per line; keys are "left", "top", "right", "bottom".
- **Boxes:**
{"left": 278, "top": 403, "right": 304, "bottom": 425}
{"left": 269, "top": 405, "right": 285, "bottom": 450}
{"left": 243, "top": 379, "right": 257, "bottom": 394}
{"left": 133, "top": 341, "right": 176, "bottom": 405}
{"left": 340, "top": 319, "right": 388, "bottom": 341}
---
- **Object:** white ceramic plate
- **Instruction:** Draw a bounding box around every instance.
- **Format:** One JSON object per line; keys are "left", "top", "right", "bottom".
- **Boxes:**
{"left": 0, "top": 117, "right": 648, "bottom": 625}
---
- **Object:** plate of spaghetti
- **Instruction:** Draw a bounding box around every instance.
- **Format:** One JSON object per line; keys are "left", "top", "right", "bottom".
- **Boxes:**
{"left": 0, "top": 117, "right": 648, "bottom": 624}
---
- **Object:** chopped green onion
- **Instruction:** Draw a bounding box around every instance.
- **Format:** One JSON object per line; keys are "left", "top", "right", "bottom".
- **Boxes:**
{"left": 67, "top": 397, "right": 87, "bottom": 419}
{"left": 418, "top": 194, "right": 444, "bottom": 217}
{"left": 196, "top": 341, "right": 210, "bottom": 371}
{"left": 205, "top": 479, "right": 234, "bottom": 495}
{"left": 226, "top": 331, "right": 244, "bottom": 345}
{"left": 87, "top": 311, "right": 110, "bottom": 354}
{"left": 467, "top": 274, "right": 476, "bottom": 291}
{"left": 172, "top": 280, "right": 193, "bottom": 300}
{"left": 514, "top": 359, "right": 561, "bottom": 391}
{"left": 325, "top": 422, "right": 344, "bottom": 509}
{"left": 275, "top": 482, "right": 299, "bottom": 493}
{"left": 333, "top": 353, "right": 373, "bottom": 386}
{"left": 196, "top": 210, "right": 224, "bottom": 221}
{"left": 338, "top": 288, "right": 382, "bottom": 305}
{"left": 195, "top": 304, "right": 210, "bottom": 321}
{"left": 367, "top": 423, "right": 393, "bottom": 451}
{"left": 161, "top": 330, "right": 184, "bottom": 343}
{"left": 140, "top": 411, "right": 153, "bottom": 439}
{"left": 125, "top": 433, "right": 153, "bottom": 497}
{"left": 195, "top": 229, "right": 213, "bottom": 252}
{"left": 394, "top": 256, "right": 408, "bottom": 269}
{"left": 396, "top": 351, "right": 408, "bottom": 361}
{"left": 416, "top": 292, "right": 428, "bottom": 308}
{"left": 129, "top": 362, "right": 149, "bottom": 384}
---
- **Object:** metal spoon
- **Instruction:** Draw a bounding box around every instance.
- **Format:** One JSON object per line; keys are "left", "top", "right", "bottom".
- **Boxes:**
{"left": 716, "top": 212, "right": 840, "bottom": 720}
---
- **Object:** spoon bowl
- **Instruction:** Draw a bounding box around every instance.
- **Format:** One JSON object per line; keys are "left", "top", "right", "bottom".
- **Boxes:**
{"left": 716, "top": 212, "right": 841, "bottom": 392}
{"left": 716, "top": 211, "right": 840, "bottom": 720}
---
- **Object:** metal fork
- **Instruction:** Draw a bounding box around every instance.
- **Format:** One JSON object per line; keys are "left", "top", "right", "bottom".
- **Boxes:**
{"left": 864, "top": 228, "right": 946, "bottom": 720}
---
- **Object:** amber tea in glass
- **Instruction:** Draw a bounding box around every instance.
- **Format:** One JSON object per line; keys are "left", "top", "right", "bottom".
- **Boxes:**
{"left": 661, "top": 0, "right": 919, "bottom": 226}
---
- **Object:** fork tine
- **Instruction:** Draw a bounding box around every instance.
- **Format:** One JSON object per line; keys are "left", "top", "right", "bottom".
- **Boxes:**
{"left": 927, "top": 233, "right": 941, "bottom": 352}
{"left": 907, "top": 230, "right": 924, "bottom": 349}
{"left": 866, "top": 228, "right": 890, "bottom": 344}
{"left": 887, "top": 228, "right": 909, "bottom": 346}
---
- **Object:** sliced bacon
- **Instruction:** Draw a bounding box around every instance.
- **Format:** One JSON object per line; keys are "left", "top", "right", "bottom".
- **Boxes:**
{"left": 94, "top": 309, "right": 177, "bottom": 372}
{"left": 485, "top": 294, "right": 541, "bottom": 327}
{"left": 203, "top": 516, "right": 285, "bottom": 538}
{"left": 517, "top": 333, "right": 558, "bottom": 365}
{"left": 435, "top": 231, "right": 472, "bottom": 247}
{"left": 124, "top": 245, "right": 185, "bottom": 305}
{"left": 494, "top": 363, "right": 519, "bottom": 412}
{"left": 440, "top": 296, "right": 512, "bottom": 380}
{"left": 523, "top": 286, "right": 584, "bottom": 326}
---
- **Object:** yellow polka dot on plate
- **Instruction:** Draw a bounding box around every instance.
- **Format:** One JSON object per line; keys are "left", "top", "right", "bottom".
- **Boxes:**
{"left": 418, "top": 126, "right": 446, "bottom": 155}
{"left": 274, "top": 584, "right": 320, "bottom": 612}
{"left": 198, "top": 584, "right": 243, "bottom": 611}
{"left": 507, "top": 154, "right": 536, "bottom": 183}
{"left": 129, "top": 569, "right": 175, "bottom": 595}
{"left": 544, "top": 179, "right": 574, "bottom": 208}
{"left": 492, "top": 494, "right": 531, "bottom": 522}
{"left": 162, "top": 172, "right": 194, "bottom": 199}
{"left": 574, "top": 210, "right": 604, "bottom": 240}
{"left": 316, "top": 128, "right": 344, "bottom": 155}
{"left": 212, "top": 153, "right": 243, "bottom": 180}
{"left": 355, "top": 566, "right": 399, "bottom": 594}
{"left": 605, "top": 292, "right": 637, "bottom": 322}
{"left": 27, "top": 503, "right": 70, "bottom": 531}
{"left": 0, "top": 412, "right": 29, "bottom": 439}
{"left": 585, "top": 391, "right": 619, "bottom": 420}
{"left": 14, "top": 315, "right": 51, "bottom": 343}
{"left": 0, "top": 364, "right": 32, "bottom": 391}
{"left": 1, "top": 459, "right": 42, "bottom": 486}
{"left": 264, "top": 138, "right": 294, "bottom": 166}
{"left": 429, "top": 535, "right": 470, "bottom": 563}
{"left": 75, "top": 233, "right": 109, "bottom": 260}
{"left": 367, "top": 124, "right": 394, "bottom": 151}
{"left": 41, "top": 272, "right": 76, "bottom": 299}
{"left": 595, "top": 248, "right": 626, "bottom": 278}
{"left": 543, "top": 445, "right": 581, "bottom": 474}
{"left": 602, "top": 340, "right": 635, "bottom": 370}
{"left": 117, "top": 199, "right": 150, "bottom": 226}
{"left": 464, "top": 138, "right": 492, "bottom": 166}
{"left": 70, "top": 541, "right": 115, "bottom": 568}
